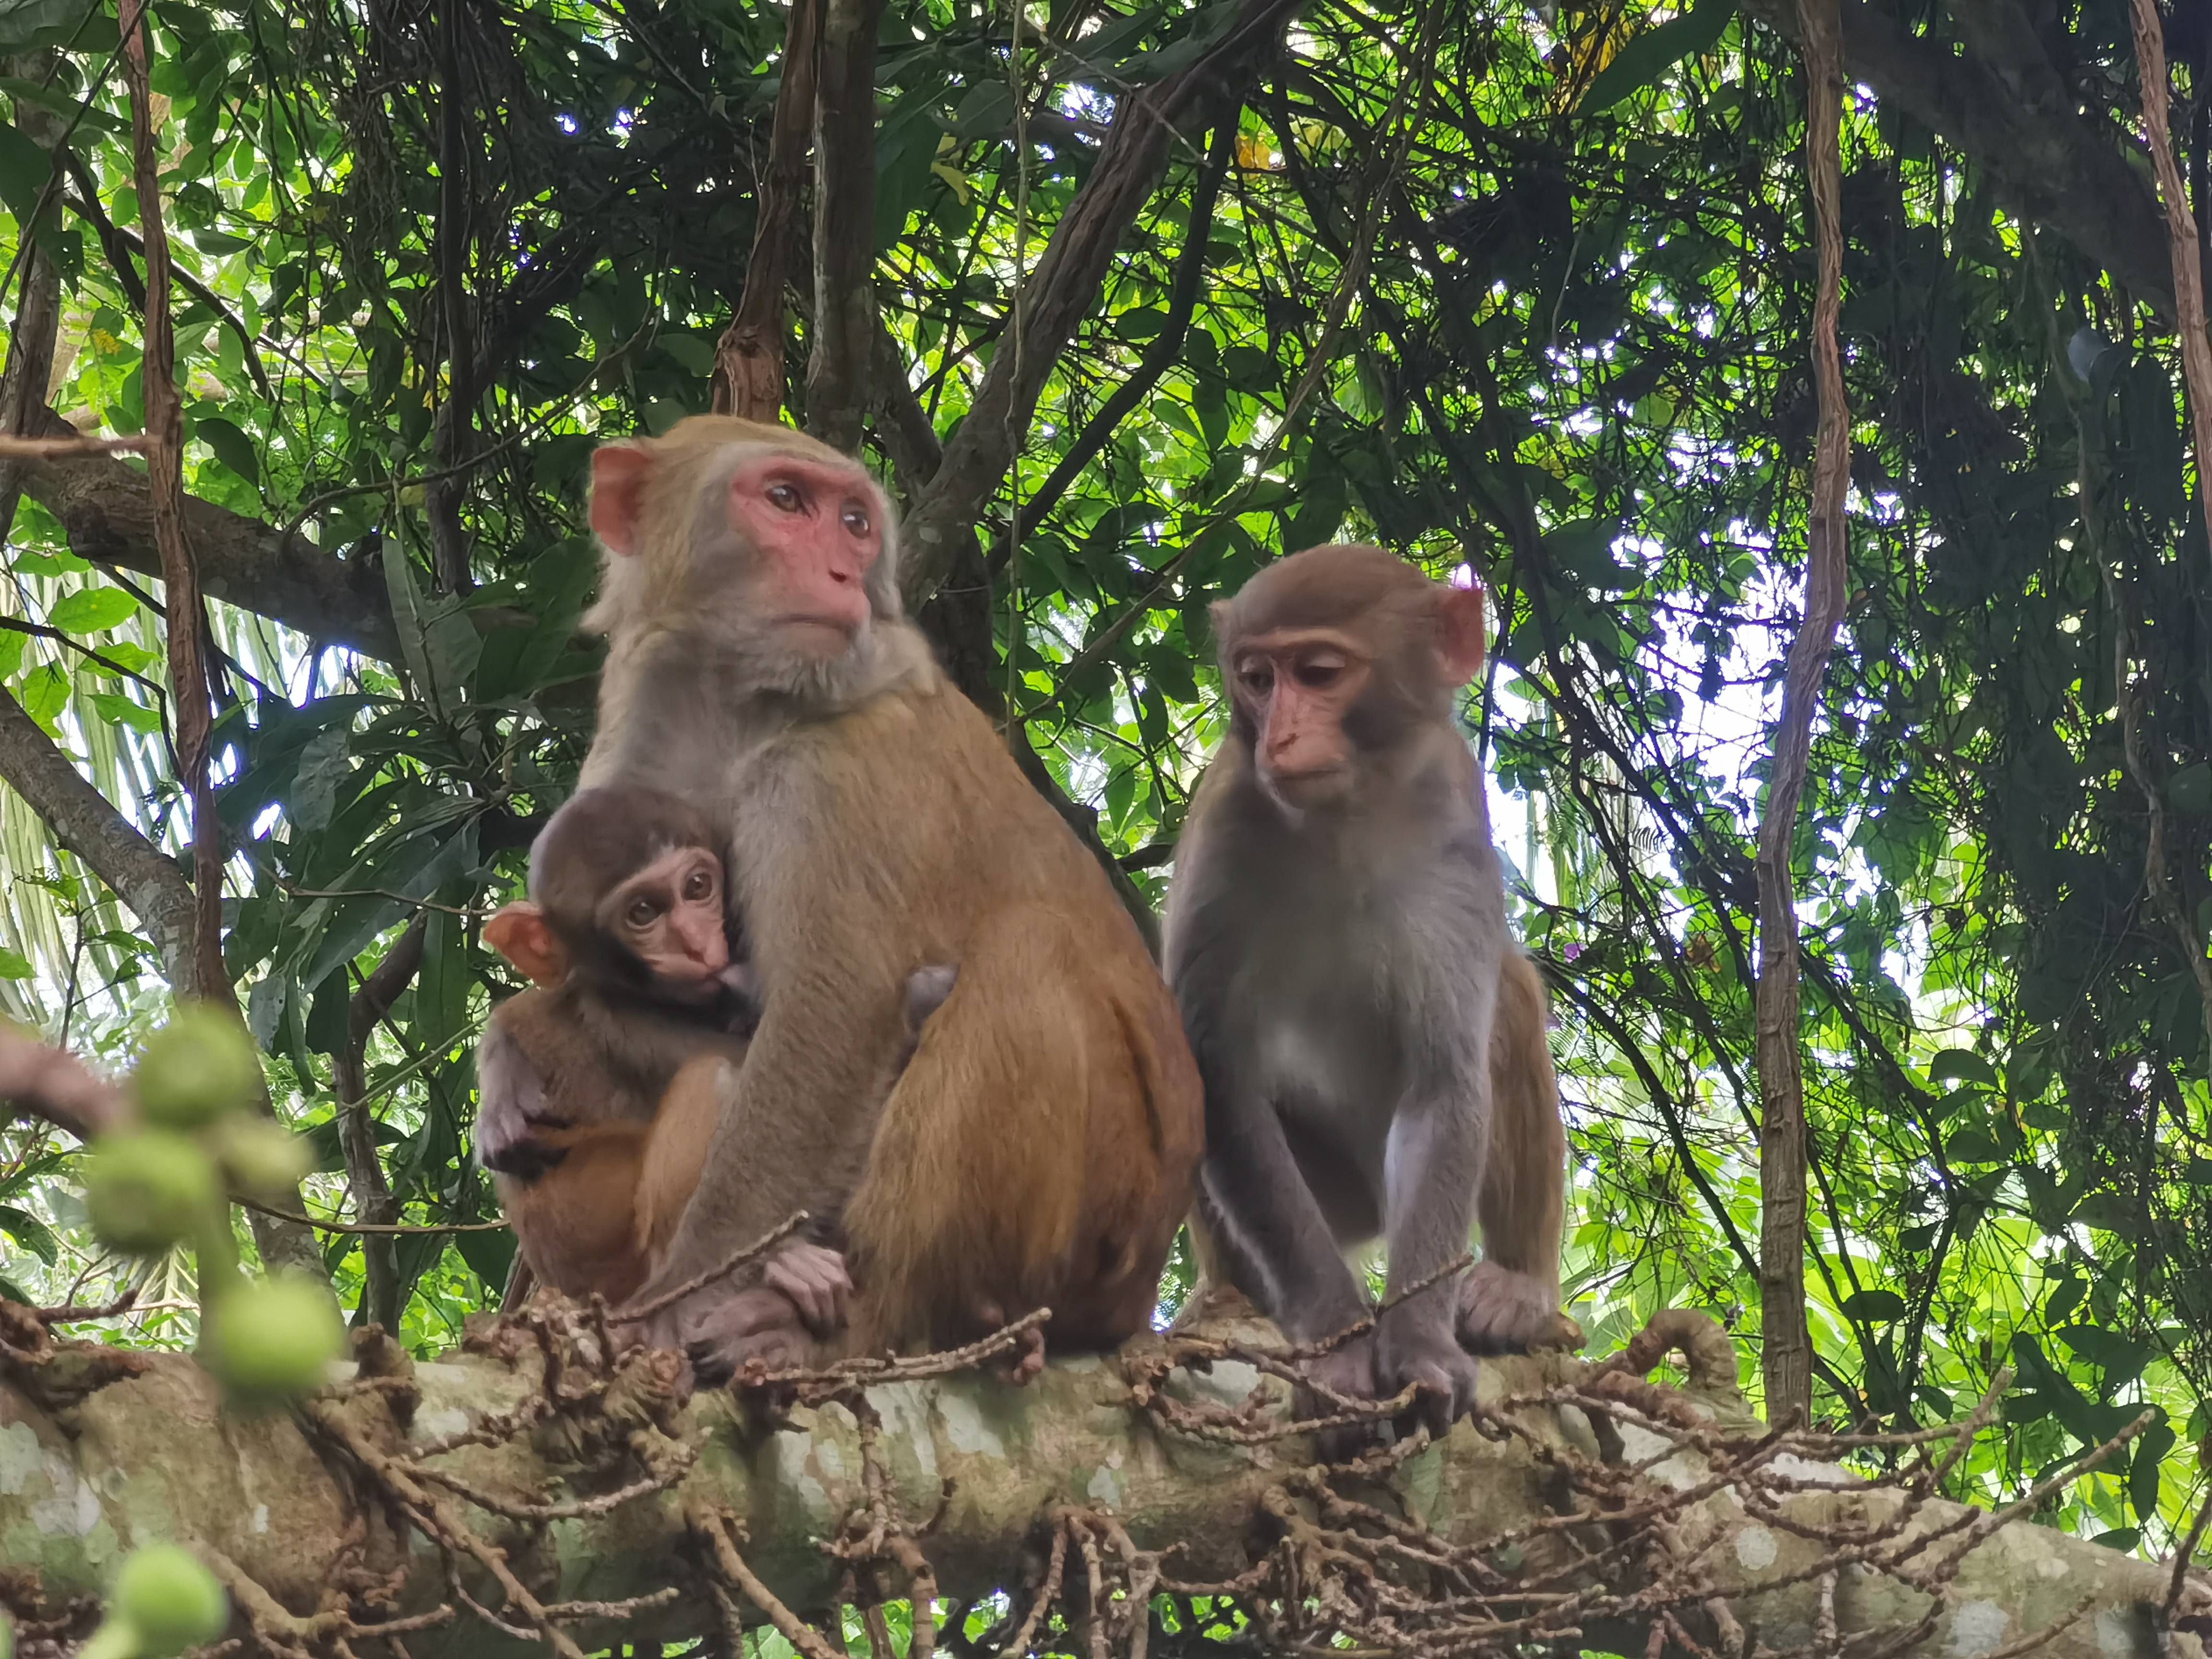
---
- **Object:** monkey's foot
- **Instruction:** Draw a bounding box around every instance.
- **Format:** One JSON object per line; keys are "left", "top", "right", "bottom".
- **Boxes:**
{"left": 1376, "top": 1312, "right": 1482, "bottom": 1434}
{"left": 678, "top": 1286, "right": 824, "bottom": 1386}
{"left": 973, "top": 1299, "right": 1046, "bottom": 1385}
{"left": 1298, "top": 1334, "right": 1385, "bottom": 1460}
{"left": 762, "top": 1240, "right": 852, "bottom": 1336}
{"left": 1455, "top": 1262, "right": 1583, "bottom": 1355}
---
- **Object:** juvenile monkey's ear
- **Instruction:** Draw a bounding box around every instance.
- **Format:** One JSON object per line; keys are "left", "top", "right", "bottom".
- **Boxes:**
{"left": 589, "top": 444, "right": 654, "bottom": 557}
{"left": 484, "top": 903, "right": 569, "bottom": 986}
{"left": 1435, "top": 581, "right": 1488, "bottom": 686}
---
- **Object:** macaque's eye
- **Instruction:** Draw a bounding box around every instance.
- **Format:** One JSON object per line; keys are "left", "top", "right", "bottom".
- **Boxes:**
{"left": 841, "top": 500, "right": 871, "bottom": 537}
{"left": 1293, "top": 656, "right": 1347, "bottom": 690}
{"left": 766, "top": 480, "right": 805, "bottom": 513}
{"left": 683, "top": 867, "right": 716, "bottom": 902}
{"left": 1236, "top": 660, "right": 1274, "bottom": 697}
{"left": 625, "top": 896, "right": 662, "bottom": 929}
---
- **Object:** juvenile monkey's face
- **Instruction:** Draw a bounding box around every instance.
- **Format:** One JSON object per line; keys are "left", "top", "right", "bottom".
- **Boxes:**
{"left": 596, "top": 844, "right": 730, "bottom": 998}
{"left": 1230, "top": 627, "right": 1374, "bottom": 811}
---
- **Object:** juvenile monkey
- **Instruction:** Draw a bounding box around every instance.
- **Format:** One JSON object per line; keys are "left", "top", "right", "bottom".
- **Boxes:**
{"left": 1162, "top": 544, "right": 1574, "bottom": 1434}
{"left": 478, "top": 789, "right": 952, "bottom": 1339}
{"left": 576, "top": 415, "right": 1203, "bottom": 1381}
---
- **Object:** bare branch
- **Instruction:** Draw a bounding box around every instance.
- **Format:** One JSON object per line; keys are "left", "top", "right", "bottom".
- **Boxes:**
{"left": 122, "top": 0, "right": 223, "bottom": 1001}
{"left": 1755, "top": 0, "right": 1853, "bottom": 1429}
{"left": 805, "top": 0, "right": 889, "bottom": 452}
{"left": 898, "top": 0, "right": 1304, "bottom": 606}
{"left": 0, "top": 685, "right": 196, "bottom": 988}
{"left": 716, "top": 0, "right": 822, "bottom": 421}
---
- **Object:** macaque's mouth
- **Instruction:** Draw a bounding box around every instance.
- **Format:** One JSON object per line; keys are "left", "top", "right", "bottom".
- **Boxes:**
{"left": 774, "top": 612, "right": 865, "bottom": 643}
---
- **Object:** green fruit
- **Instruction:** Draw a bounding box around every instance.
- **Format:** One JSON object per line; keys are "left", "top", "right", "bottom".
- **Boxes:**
{"left": 83, "top": 1132, "right": 220, "bottom": 1254}
{"left": 134, "top": 1006, "right": 261, "bottom": 1129}
{"left": 111, "top": 1543, "right": 228, "bottom": 1656}
{"left": 204, "top": 1278, "right": 345, "bottom": 1401}
{"left": 210, "top": 1117, "right": 312, "bottom": 1197}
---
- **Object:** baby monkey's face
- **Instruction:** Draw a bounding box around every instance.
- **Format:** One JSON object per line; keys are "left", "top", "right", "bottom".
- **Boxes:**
{"left": 598, "top": 843, "right": 729, "bottom": 993}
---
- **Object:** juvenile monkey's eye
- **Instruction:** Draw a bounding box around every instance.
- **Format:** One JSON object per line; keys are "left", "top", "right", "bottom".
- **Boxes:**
{"left": 1237, "top": 661, "right": 1274, "bottom": 696}
{"left": 683, "top": 868, "right": 715, "bottom": 901}
{"left": 625, "top": 897, "right": 661, "bottom": 929}
{"left": 766, "top": 481, "right": 805, "bottom": 513}
{"left": 842, "top": 501, "right": 871, "bottom": 537}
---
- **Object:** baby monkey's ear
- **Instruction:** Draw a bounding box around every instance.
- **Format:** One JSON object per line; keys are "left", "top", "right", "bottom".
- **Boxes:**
{"left": 484, "top": 903, "right": 569, "bottom": 987}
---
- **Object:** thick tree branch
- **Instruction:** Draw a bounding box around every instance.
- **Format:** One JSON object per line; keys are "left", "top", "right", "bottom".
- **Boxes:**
{"left": 0, "top": 1317, "right": 2201, "bottom": 1659}
{"left": 1744, "top": 0, "right": 2175, "bottom": 316}
{"left": 0, "top": 687, "right": 197, "bottom": 989}
{"left": 805, "top": 0, "right": 889, "bottom": 452}
{"left": 1755, "top": 0, "right": 1852, "bottom": 1430}
{"left": 983, "top": 121, "right": 1236, "bottom": 577}
{"left": 714, "top": 0, "right": 821, "bottom": 421}
{"left": 425, "top": 0, "right": 479, "bottom": 597}
{"left": 123, "top": 0, "right": 223, "bottom": 1002}
{"left": 0, "top": 59, "right": 66, "bottom": 538}
{"left": 337, "top": 917, "right": 428, "bottom": 1331}
{"left": 898, "top": 0, "right": 1304, "bottom": 606}
{"left": 11, "top": 406, "right": 400, "bottom": 661}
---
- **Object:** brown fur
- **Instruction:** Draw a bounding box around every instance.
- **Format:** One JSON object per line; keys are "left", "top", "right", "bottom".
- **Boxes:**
{"left": 577, "top": 416, "right": 1205, "bottom": 1373}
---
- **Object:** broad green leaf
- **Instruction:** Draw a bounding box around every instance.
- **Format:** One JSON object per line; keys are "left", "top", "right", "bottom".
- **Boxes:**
{"left": 1575, "top": 0, "right": 1735, "bottom": 114}
{"left": 0, "top": 1203, "right": 58, "bottom": 1262}
{"left": 0, "top": 118, "right": 50, "bottom": 222}
{"left": 45, "top": 587, "right": 137, "bottom": 635}
{"left": 85, "top": 691, "right": 161, "bottom": 734}
{"left": 1928, "top": 1048, "right": 1999, "bottom": 1089}
{"left": 1841, "top": 1288, "right": 1908, "bottom": 1323}
{"left": 195, "top": 414, "right": 260, "bottom": 486}
{"left": 0, "top": 946, "right": 31, "bottom": 978}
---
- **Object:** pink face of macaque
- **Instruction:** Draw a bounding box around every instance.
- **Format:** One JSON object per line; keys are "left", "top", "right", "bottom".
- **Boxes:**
{"left": 724, "top": 454, "right": 882, "bottom": 649}
{"left": 602, "top": 844, "right": 729, "bottom": 986}
{"left": 1224, "top": 577, "right": 1488, "bottom": 812}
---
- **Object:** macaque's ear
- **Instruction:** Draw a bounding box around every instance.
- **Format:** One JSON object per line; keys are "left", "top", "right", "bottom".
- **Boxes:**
{"left": 483, "top": 903, "right": 569, "bottom": 987}
{"left": 1435, "top": 579, "right": 1487, "bottom": 686}
{"left": 1208, "top": 598, "right": 1235, "bottom": 654}
{"left": 589, "top": 444, "right": 654, "bottom": 557}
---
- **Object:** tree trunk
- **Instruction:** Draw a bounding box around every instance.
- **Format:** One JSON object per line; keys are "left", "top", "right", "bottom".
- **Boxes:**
{"left": 0, "top": 1309, "right": 2202, "bottom": 1659}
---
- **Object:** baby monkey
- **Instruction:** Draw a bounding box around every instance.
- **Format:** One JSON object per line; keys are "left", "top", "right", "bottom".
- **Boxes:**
{"left": 478, "top": 787, "right": 954, "bottom": 1357}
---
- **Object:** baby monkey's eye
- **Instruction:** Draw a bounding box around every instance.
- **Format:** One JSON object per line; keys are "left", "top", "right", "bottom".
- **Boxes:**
{"left": 683, "top": 868, "right": 716, "bottom": 901}
{"left": 626, "top": 897, "right": 661, "bottom": 929}
{"left": 1293, "top": 657, "right": 1347, "bottom": 689}
{"left": 1236, "top": 660, "right": 1275, "bottom": 696}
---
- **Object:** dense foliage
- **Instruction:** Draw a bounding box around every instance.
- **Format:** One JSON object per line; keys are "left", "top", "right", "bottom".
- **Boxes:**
{"left": 0, "top": 0, "right": 2205, "bottom": 1564}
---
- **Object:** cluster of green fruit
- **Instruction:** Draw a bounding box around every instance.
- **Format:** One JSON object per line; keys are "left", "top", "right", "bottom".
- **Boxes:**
{"left": 82, "top": 1004, "right": 345, "bottom": 1401}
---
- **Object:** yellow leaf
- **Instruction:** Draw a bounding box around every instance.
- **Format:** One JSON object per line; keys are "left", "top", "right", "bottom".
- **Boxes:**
{"left": 930, "top": 160, "right": 972, "bottom": 203}
{"left": 1235, "top": 132, "right": 1279, "bottom": 171}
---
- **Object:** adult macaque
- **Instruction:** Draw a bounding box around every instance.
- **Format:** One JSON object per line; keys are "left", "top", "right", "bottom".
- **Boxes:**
{"left": 1162, "top": 544, "right": 1574, "bottom": 1434}
{"left": 577, "top": 415, "right": 1204, "bottom": 1380}
{"left": 476, "top": 789, "right": 950, "bottom": 1341}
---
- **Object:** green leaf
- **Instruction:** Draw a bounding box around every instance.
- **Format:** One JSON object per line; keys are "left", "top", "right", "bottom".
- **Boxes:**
{"left": 2129, "top": 1421, "right": 2175, "bottom": 1520}
{"left": 45, "top": 587, "right": 138, "bottom": 635}
{"left": 1943, "top": 1125, "right": 2003, "bottom": 1164}
{"left": 86, "top": 691, "right": 162, "bottom": 734}
{"left": 1575, "top": 0, "right": 1735, "bottom": 114}
{"left": 1927, "top": 1047, "right": 1998, "bottom": 1089}
{"left": 0, "top": 946, "right": 31, "bottom": 979}
{"left": 289, "top": 725, "right": 351, "bottom": 833}
{"left": 195, "top": 414, "right": 260, "bottom": 487}
{"left": 0, "top": 118, "right": 52, "bottom": 223}
{"left": 656, "top": 333, "right": 716, "bottom": 377}
{"left": 2067, "top": 1192, "right": 2146, "bottom": 1239}
{"left": 2168, "top": 761, "right": 2212, "bottom": 815}
{"left": 382, "top": 549, "right": 481, "bottom": 717}
{"left": 1841, "top": 1288, "right": 1907, "bottom": 1323}
{"left": 0, "top": 1203, "right": 58, "bottom": 1262}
